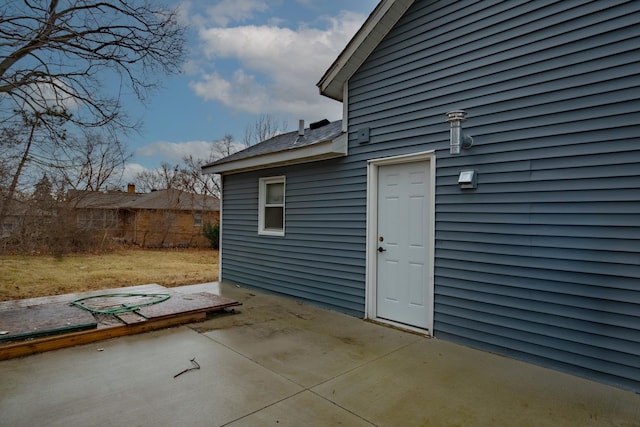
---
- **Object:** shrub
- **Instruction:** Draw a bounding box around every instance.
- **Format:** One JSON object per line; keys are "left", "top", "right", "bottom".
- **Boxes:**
{"left": 202, "top": 221, "right": 220, "bottom": 249}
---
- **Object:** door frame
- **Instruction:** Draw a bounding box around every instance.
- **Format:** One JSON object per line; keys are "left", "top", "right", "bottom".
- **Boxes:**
{"left": 365, "top": 150, "right": 436, "bottom": 335}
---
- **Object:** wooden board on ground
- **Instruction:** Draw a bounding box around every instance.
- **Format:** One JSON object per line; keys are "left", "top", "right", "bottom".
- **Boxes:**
{"left": 0, "top": 303, "right": 97, "bottom": 343}
{"left": 115, "top": 312, "right": 148, "bottom": 324}
{"left": 136, "top": 292, "right": 239, "bottom": 321}
{"left": 0, "top": 284, "right": 241, "bottom": 360}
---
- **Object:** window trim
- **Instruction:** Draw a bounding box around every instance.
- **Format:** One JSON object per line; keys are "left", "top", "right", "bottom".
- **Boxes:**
{"left": 258, "top": 176, "right": 285, "bottom": 236}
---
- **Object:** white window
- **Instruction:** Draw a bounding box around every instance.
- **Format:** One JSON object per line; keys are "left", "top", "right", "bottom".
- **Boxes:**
{"left": 193, "top": 213, "right": 203, "bottom": 227}
{"left": 259, "top": 176, "right": 285, "bottom": 236}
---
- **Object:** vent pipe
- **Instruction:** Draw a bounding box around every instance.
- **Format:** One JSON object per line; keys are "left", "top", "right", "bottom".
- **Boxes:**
{"left": 298, "top": 120, "right": 305, "bottom": 136}
{"left": 447, "top": 110, "right": 473, "bottom": 155}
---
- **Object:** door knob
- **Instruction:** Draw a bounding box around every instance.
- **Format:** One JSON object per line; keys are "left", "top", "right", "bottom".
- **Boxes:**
{"left": 378, "top": 246, "right": 386, "bottom": 253}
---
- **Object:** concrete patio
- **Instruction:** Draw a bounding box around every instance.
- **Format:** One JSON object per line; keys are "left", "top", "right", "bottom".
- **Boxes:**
{"left": 1, "top": 282, "right": 638, "bottom": 426}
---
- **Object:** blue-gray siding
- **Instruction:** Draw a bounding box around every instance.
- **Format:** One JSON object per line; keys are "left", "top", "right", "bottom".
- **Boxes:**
{"left": 219, "top": 0, "right": 639, "bottom": 391}
{"left": 347, "top": 0, "right": 640, "bottom": 391}
{"left": 220, "top": 162, "right": 367, "bottom": 316}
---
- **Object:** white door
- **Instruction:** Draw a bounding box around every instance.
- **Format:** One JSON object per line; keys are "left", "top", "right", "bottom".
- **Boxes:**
{"left": 376, "top": 161, "right": 432, "bottom": 329}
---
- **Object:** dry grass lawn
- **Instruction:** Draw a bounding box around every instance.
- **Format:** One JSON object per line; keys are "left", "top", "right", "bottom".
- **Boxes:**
{"left": 0, "top": 249, "right": 219, "bottom": 301}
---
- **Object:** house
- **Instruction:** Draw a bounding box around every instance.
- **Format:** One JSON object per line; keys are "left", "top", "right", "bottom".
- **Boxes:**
{"left": 0, "top": 199, "right": 47, "bottom": 240}
{"left": 0, "top": 203, "right": 27, "bottom": 239}
{"left": 70, "top": 187, "right": 219, "bottom": 248}
{"left": 202, "top": 0, "right": 640, "bottom": 392}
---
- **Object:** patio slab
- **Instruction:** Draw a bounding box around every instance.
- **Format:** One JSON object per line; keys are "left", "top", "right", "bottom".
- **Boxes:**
{"left": 203, "top": 297, "right": 420, "bottom": 388}
{"left": 226, "top": 390, "right": 375, "bottom": 427}
{"left": 1, "top": 282, "right": 639, "bottom": 426}
{"left": 312, "top": 338, "right": 640, "bottom": 426}
{"left": 0, "top": 326, "right": 302, "bottom": 427}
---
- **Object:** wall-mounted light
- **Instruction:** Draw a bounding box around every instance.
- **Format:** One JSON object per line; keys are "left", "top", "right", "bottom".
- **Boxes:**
{"left": 458, "top": 170, "right": 477, "bottom": 189}
{"left": 447, "top": 110, "right": 473, "bottom": 155}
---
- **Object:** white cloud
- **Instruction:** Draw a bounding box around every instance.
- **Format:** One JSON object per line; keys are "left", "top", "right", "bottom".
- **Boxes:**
{"left": 188, "top": 9, "right": 366, "bottom": 121}
{"left": 205, "top": 0, "right": 268, "bottom": 27}
{"left": 181, "top": 59, "right": 202, "bottom": 76}
{"left": 190, "top": 69, "right": 274, "bottom": 114}
{"left": 121, "top": 162, "right": 148, "bottom": 185}
{"left": 135, "top": 139, "right": 219, "bottom": 164}
{"left": 19, "top": 78, "right": 79, "bottom": 113}
{"left": 126, "top": 137, "right": 245, "bottom": 184}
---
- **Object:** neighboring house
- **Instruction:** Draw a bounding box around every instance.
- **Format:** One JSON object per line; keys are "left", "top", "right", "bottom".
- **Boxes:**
{"left": 0, "top": 200, "right": 36, "bottom": 239}
{"left": 202, "top": 0, "right": 640, "bottom": 391}
{"left": 70, "top": 187, "right": 219, "bottom": 248}
{"left": 0, "top": 211, "right": 21, "bottom": 239}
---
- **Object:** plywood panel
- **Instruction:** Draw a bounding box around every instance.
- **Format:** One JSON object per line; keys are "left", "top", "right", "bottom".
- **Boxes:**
{"left": 0, "top": 303, "right": 97, "bottom": 343}
{"left": 72, "top": 293, "right": 171, "bottom": 315}
{"left": 0, "top": 285, "right": 241, "bottom": 359}
{"left": 0, "top": 311, "right": 208, "bottom": 360}
{"left": 136, "top": 292, "right": 240, "bottom": 319}
{"left": 0, "top": 284, "right": 168, "bottom": 310}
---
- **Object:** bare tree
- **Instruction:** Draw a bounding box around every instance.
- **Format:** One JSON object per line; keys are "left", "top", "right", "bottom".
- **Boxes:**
{"left": 0, "top": 157, "right": 11, "bottom": 196}
{"left": 0, "top": 112, "right": 130, "bottom": 229}
{"left": 134, "top": 134, "right": 246, "bottom": 197}
{"left": 0, "top": 0, "right": 185, "bottom": 131}
{"left": 160, "top": 162, "right": 182, "bottom": 189}
{"left": 0, "top": 0, "right": 185, "bottom": 232}
{"left": 178, "top": 133, "right": 250, "bottom": 197}
{"left": 133, "top": 162, "right": 176, "bottom": 193}
{"left": 133, "top": 159, "right": 215, "bottom": 195}
{"left": 178, "top": 156, "right": 208, "bottom": 193}
{"left": 0, "top": 108, "right": 69, "bottom": 228}
{"left": 54, "top": 131, "right": 131, "bottom": 191}
{"left": 214, "top": 134, "right": 237, "bottom": 158}
{"left": 133, "top": 169, "right": 162, "bottom": 193}
{"left": 242, "top": 114, "right": 288, "bottom": 147}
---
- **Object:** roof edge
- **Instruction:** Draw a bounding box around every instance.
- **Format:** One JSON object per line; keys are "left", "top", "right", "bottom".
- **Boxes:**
{"left": 202, "top": 134, "right": 348, "bottom": 175}
{"left": 317, "top": 0, "right": 415, "bottom": 101}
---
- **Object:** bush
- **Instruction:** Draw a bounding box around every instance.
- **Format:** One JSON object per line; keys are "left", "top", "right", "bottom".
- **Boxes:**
{"left": 0, "top": 212, "right": 107, "bottom": 256}
{"left": 202, "top": 221, "right": 220, "bottom": 249}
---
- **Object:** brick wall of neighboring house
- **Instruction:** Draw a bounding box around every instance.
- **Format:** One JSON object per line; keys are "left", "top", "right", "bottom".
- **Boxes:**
{"left": 72, "top": 208, "right": 126, "bottom": 247}
{"left": 124, "top": 209, "right": 219, "bottom": 248}
{"left": 69, "top": 188, "right": 220, "bottom": 249}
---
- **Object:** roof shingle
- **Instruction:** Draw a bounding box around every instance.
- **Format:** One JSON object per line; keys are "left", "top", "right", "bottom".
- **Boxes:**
{"left": 204, "top": 120, "right": 343, "bottom": 168}
{"left": 69, "top": 189, "right": 219, "bottom": 211}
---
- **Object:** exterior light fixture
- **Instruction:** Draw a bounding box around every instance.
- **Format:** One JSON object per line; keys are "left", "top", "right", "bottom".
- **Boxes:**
{"left": 458, "top": 170, "right": 477, "bottom": 189}
{"left": 447, "top": 110, "right": 473, "bottom": 155}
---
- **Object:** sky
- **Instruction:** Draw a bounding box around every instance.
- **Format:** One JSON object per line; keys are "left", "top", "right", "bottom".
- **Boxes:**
{"left": 121, "top": 0, "right": 379, "bottom": 183}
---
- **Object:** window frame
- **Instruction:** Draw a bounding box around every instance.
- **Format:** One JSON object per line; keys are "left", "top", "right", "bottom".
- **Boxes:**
{"left": 193, "top": 213, "right": 203, "bottom": 227}
{"left": 258, "top": 176, "right": 286, "bottom": 236}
